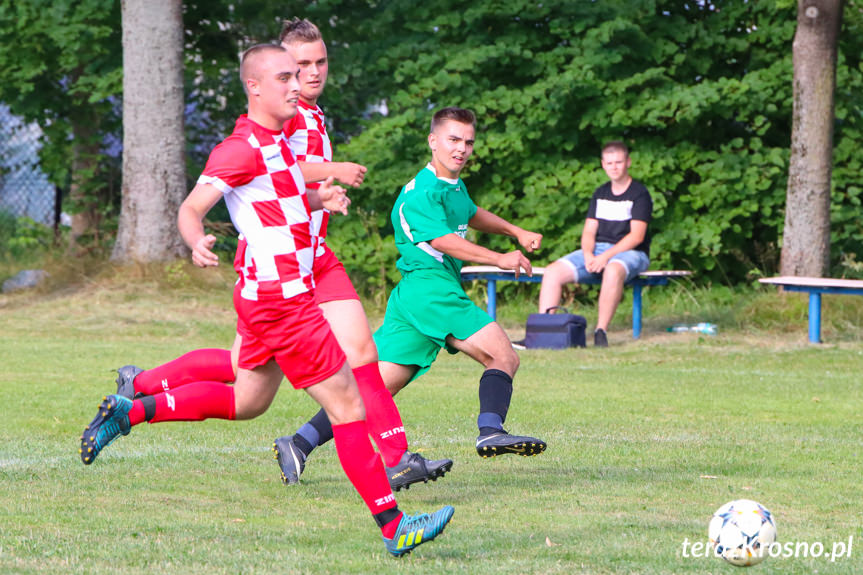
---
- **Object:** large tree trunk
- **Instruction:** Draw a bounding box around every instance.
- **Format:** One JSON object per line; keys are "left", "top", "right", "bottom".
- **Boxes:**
{"left": 780, "top": 0, "right": 844, "bottom": 277}
{"left": 112, "top": 0, "right": 187, "bottom": 263}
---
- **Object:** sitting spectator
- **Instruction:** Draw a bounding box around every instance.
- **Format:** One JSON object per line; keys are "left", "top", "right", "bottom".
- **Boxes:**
{"left": 538, "top": 141, "right": 653, "bottom": 347}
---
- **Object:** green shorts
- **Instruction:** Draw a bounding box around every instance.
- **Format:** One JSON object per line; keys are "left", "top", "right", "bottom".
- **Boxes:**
{"left": 373, "top": 268, "right": 493, "bottom": 383}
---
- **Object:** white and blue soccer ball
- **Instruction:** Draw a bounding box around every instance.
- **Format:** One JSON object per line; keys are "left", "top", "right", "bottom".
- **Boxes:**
{"left": 708, "top": 499, "right": 777, "bottom": 566}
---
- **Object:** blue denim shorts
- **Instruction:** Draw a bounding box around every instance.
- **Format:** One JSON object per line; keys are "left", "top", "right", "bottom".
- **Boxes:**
{"left": 558, "top": 242, "right": 650, "bottom": 285}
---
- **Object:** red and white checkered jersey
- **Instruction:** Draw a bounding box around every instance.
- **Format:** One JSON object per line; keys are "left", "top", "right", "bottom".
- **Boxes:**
{"left": 284, "top": 100, "right": 332, "bottom": 256}
{"left": 198, "top": 115, "right": 314, "bottom": 302}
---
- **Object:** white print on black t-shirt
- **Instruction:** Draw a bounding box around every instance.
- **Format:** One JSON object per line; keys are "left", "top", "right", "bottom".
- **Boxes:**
{"left": 595, "top": 198, "right": 633, "bottom": 222}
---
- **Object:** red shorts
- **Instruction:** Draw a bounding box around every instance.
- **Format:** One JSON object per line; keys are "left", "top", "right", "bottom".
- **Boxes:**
{"left": 234, "top": 288, "right": 346, "bottom": 389}
{"left": 313, "top": 244, "right": 360, "bottom": 304}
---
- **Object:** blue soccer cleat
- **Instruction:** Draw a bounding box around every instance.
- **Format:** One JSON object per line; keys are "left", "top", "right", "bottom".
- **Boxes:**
{"left": 80, "top": 394, "right": 133, "bottom": 465}
{"left": 383, "top": 505, "right": 455, "bottom": 557}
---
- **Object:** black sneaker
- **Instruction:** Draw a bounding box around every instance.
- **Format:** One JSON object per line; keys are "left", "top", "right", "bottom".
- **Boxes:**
{"left": 511, "top": 339, "right": 526, "bottom": 350}
{"left": 272, "top": 436, "right": 306, "bottom": 485}
{"left": 475, "top": 431, "right": 547, "bottom": 458}
{"left": 385, "top": 451, "right": 453, "bottom": 491}
{"left": 115, "top": 365, "right": 144, "bottom": 400}
{"left": 594, "top": 329, "right": 608, "bottom": 348}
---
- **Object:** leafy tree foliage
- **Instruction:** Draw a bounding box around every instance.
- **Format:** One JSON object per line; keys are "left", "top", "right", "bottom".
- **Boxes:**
{"left": 1, "top": 1, "right": 860, "bottom": 285}
{"left": 317, "top": 0, "right": 863, "bottom": 291}
{"left": 0, "top": 0, "right": 123, "bottom": 250}
{"left": 0, "top": 0, "right": 300, "bottom": 251}
{"left": 0, "top": 0, "right": 123, "bottom": 176}
{"left": 832, "top": 0, "right": 863, "bottom": 269}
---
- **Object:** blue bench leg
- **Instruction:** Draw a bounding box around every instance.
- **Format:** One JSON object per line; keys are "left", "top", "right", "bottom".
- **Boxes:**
{"left": 487, "top": 279, "right": 497, "bottom": 320}
{"left": 809, "top": 292, "right": 821, "bottom": 344}
{"left": 632, "top": 283, "right": 642, "bottom": 339}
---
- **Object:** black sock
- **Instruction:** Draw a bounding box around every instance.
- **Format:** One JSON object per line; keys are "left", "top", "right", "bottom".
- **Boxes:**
{"left": 477, "top": 369, "right": 513, "bottom": 435}
{"left": 374, "top": 506, "right": 402, "bottom": 529}
{"left": 309, "top": 408, "right": 334, "bottom": 445}
{"left": 141, "top": 395, "right": 156, "bottom": 421}
{"left": 292, "top": 408, "right": 335, "bottom": 457}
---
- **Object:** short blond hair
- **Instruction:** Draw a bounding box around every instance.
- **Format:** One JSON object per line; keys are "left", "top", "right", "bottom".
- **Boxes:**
{"left": 279, "top": 18, "right": 322, "bottom": 45}
{"left": 601, "top": 140, "right": 629, "bottom": 157}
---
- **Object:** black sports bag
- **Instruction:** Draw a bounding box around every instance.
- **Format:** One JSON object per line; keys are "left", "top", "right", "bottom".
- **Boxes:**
{"left": 523, "top": 307, "right": 586, "bottom": 349}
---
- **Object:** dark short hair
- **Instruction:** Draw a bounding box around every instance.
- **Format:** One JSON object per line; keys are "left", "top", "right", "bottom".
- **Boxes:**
{"left": 601, "top": 140, "right": 629, "bottom": 157}
{"left": 430, "top": 107, "right": 476, "bottom": 133}
{"left": 239, "top": 43, "right": 286, "bottom": 93}
{"left": 279, "top": 17, "right": 323, "bottom": 45}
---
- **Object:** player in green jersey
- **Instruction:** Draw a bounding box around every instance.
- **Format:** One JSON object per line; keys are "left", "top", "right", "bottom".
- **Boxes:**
{"left": 275, "top": 107, "right": 546, "bottom": 474}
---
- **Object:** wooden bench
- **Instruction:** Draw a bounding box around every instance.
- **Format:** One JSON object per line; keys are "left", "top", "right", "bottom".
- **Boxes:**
{"left": 758, "top": 276, "right": 863, "bottom": 343}
{"left": 460, "top": 266, "right": 691, "bottom": 339}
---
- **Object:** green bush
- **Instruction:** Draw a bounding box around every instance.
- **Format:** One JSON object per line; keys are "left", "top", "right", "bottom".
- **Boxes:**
{"left": 328, "top": 1, "right": 863, "bottom": 289}
{"left": 0, "top": 213, "right": 53, "bottom": 260}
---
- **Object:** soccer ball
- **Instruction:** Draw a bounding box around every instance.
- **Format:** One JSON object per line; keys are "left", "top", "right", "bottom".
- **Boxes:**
{"left": 708, "top": 499, "right": 777, "bottom": 566}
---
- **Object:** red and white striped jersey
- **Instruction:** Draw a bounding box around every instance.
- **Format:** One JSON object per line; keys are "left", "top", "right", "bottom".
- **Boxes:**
{"left": 198, "top": 115, "right": 314, "bottom": 302}
{"left": 284, "top": 100, "right": 332, "bottom": 256}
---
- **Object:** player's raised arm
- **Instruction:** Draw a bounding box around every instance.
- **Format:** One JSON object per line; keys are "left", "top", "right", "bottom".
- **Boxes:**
{"left": 468, "top": 207, "right": 542, "bottom": 253}
{"left": 177, "top": 182, "right": 224, "bottom": 268}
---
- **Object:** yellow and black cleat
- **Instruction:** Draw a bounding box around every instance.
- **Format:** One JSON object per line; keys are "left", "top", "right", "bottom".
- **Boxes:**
{"left": 475, "top": 432, "right": 547, "bottom": 458}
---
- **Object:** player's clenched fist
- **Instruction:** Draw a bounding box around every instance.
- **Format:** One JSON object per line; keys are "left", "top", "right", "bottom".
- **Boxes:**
{"left": 334, "top": 162, "right": 367, "bottom": 188}
{"left": 517, "top": 230, "right": 542, "bottom": 253}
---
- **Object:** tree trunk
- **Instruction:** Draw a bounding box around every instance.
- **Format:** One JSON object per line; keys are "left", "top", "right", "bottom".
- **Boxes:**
{"left": 112, "top": 0, "right": 187, "bottom": 263}
{"left": 780, "top": 0, "right": 844, "bottom": 277}
{"left": 67, "top": 111, "right": 101, "bottom": 255}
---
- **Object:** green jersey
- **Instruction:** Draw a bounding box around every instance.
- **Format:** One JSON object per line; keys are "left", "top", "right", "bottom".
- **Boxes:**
{"left": 391, "top": 163, "right": 478, "bottom": 280}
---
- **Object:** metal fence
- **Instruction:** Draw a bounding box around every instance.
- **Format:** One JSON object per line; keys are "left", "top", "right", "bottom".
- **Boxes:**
{"left": 0, "top": 104, "right": 58, "bottom": 231}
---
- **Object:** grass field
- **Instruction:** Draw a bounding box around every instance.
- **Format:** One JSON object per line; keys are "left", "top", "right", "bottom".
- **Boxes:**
{"left": 0, "top": 265, "right": 861, "bottom": 574}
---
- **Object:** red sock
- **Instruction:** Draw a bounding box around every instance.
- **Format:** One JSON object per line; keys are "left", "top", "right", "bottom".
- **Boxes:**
{"left": 353, "top": 362, "right": 407, "bottom": 467}
{"left": 332, "top": 420, "right": 399, "bottom": 529}
{"left": 127, "top": 382, "right": 235, "bottom": 425}
{"left": 128, "top": 400, "right": 146, "bottom": 426}
{"left": 381, "top": 514, "right": 404, "bottom": 539}
{"left": 134, "top": 349, "right": 234, "bottom": 395}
